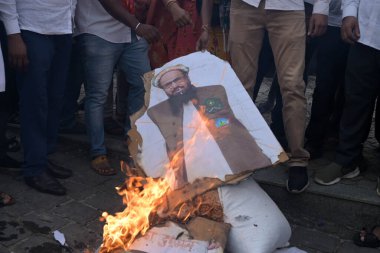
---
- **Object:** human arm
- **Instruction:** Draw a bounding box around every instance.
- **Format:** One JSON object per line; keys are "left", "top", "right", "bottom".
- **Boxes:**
{"left": 196, "top": 0, "right": 213, "bottom": 51}
{"left": 98, "top": 0, "right": 160, "bottom": 43}
{"left": 341, "top": 0, "right": 360, "bottom": 44}
{"left": 0, "top": 0, "right": 29, "bottom": 70}
{"left": 162, "top": 0, "right": 192, "bottom": 27}
{"left": 308, "top": 0, "right": 330, "bottom": 37}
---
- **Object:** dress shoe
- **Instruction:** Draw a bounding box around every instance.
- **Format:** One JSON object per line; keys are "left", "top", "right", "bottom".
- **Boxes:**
{"left": 47, "top": 161, "right": 73, "bottom": 179}
{"left": 25, "top": 172, "right": 66, "bottom": 195}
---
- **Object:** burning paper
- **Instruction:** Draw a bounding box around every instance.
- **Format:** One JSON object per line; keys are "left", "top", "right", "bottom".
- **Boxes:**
{"left": 100, "top": 52, "right": 288, "bottom": 252}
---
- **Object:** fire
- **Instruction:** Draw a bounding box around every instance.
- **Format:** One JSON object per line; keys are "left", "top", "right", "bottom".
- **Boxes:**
{"left": 100, "top": 176, "right": 170, "bottom": 252}
{"left": 100, "top": 101, "right": 223, "bottom": 252}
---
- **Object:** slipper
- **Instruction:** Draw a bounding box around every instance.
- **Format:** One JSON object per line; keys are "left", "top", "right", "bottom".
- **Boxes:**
{"left": 353, "top": 226, "right": 380, "bottom": 248}
{"left": 91, "top": 155, "right": 116, "bottom": 176}
{"left": 0, "top": 192, "right": 15, "bottom": 208}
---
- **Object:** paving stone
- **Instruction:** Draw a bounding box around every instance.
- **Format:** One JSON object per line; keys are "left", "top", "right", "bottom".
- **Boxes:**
{"left": 60, "top": 222, "right": 102, "bottom": 252}
{"left": 17, "top": 187, "right": 71, "bottom": 212}
{"left": 61, "top": 180, "right": 97, "bottom": 201}
{"left": 0, "top": 244, "right": 11, "bottom": 253}
{"left": 8, "top": 235, "right": 62, "bottom": 253}
{"left": 83, "top": 191, "right": 124, "bottom": 215}
{"left": 21, "top": 212, "right": 70, "bottom": 232}
{"left": 0, "top": 213, "right": 31, "bottom": 247}
{"left": 52, "top": 201, "right": 99, "bottom": 226}
{"left": 337, "top": 241, "right": 380, "bottom": 253}
{"left": 290, "top": 226, "right": 340, "bottom": 252}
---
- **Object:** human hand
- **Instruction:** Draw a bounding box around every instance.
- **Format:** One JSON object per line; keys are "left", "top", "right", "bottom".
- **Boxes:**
{"left": 196, "top": 30, "right": 209, "bottom": 51}
{"left": 308, "top": 13, "right": 328, "bottom": 37}
{"left": 135, "top": 23, "right": 161, "bottom": 43}
{"left": 168, "top": 3, "right": 192, "bottom": 27}
{"left": 7, "top": 34, "right": 29, "bottom": 71}
{"left": 341, "top": 16, "right": 360, "bottom": 44}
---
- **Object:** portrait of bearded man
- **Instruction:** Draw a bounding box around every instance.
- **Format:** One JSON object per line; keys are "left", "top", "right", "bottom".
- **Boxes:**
{"left": 147, "top": 64, "right": 272, "bottom": 188}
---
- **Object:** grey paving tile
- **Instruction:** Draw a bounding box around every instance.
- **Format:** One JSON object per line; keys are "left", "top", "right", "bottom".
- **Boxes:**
{"left": 60, "top": 222, "right": 102, "bottom": 252}
{"left": 52, "top": 201, "right": 99, "bottom": 226}
{"left": 337, "top": 241, "right": 380, "bottom": 253}
{"left": 8, "top": 235, "right": 62, "bottom": 253}
{"left": 0, "top": 213, "right": 31, "bottom": 247}
{"left": 290, "top": 226, "right": 340, "bottom": 252}
{"left": 82, "top": 191, "right": 124, "bottom": 215}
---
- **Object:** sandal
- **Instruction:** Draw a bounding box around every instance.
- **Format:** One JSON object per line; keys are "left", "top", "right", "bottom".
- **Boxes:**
{"left": 353, "top": 226, "right": 380, "bottom": 248}
{"left": 0, "top": 192, "right": 15, "bottom": 208}
{"left": 91, "top": 155, "right": 116, "bottom": 176}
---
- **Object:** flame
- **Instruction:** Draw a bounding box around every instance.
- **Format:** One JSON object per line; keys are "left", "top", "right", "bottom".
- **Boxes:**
{"left": 100, "top": 101, "right": 224, "bottom": 252}
{"left": 100, "top": 176, "right": 170, "bottom": 252}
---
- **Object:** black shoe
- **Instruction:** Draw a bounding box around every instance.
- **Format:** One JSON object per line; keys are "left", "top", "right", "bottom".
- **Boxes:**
{"left": 0, "top": 155, "right": 21, "bottom": 169}
{"left": 286, "top": 166, "right": 309, "bottom": 194}
{"left": 25, "top": 172, "right": 66, "bottom": 195}
{"left": 47, "top": 161, "right": 73, "bottom": 179}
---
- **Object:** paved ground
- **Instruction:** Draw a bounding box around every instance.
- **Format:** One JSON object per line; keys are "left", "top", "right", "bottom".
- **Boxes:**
{"left": 1, "top": 76, "right": 379, "bottom": 253}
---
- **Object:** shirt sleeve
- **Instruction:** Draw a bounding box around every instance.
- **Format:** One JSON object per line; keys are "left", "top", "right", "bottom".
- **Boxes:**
{"left": 0, "top": 0, "right": 20, "bottom": 35}
{"left": 312, "top": 0, "right": 330, "bottom": 15}
{"left": 342, "top": 0, "right": 359, "bottom": 18}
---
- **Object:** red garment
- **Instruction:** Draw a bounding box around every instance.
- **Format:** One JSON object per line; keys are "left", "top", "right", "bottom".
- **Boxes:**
{"left": 148, "top": 0, "right": 202, "bottom": 68}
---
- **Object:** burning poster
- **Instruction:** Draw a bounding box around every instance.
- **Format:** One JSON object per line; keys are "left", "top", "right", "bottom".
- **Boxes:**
{"left": 134, "top": 51, "right": 287, "bottom": 189}
{"left": 99, "top": 52, "right": 291, "bottom": 253}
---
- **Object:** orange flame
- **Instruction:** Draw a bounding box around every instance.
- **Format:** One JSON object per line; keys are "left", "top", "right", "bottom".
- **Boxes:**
{"left": 100, "top": 101, "right": 223, "bottom": 252}
{"left": 100, "top": 176, "right": 170, "bottom": 252}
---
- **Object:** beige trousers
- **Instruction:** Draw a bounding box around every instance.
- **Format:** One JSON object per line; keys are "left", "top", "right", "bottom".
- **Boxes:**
{"left": 229, "top": 0, "right": 310, "bottom": 166}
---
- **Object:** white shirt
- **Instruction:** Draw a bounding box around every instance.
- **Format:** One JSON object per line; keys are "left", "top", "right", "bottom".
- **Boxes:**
{"left": 0, "top": 0, "right": 76, "bottom": 35}
{"left": 243, "top": 0, "right": 330, "bottom": 15}
{"left": 74, "top": 0, "right": 132, "bottom": 43}
{"left": 342, "top": 0, "right": 380, "bottom": 50}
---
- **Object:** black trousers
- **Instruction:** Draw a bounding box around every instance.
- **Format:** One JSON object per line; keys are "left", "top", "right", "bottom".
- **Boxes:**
{"left": 305, "top": 26, "right": 349, "bottom": 145}
{"left": 336, "top": 43, "right": 380, "bottom": 166}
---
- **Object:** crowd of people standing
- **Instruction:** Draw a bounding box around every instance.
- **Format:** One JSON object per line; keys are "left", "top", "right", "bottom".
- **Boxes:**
{"left": 0, "top": 0, "right": 379, "bottom": 211}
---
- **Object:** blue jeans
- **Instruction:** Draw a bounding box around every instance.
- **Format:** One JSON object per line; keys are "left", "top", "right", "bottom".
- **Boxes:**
{"left": 77, "top": 33, "right": 150, "bottom": 157}
{"left": 17, "top": 30, "right": 72, "bottom": 176}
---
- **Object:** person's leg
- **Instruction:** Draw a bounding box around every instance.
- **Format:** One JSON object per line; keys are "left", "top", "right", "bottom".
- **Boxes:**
{"left": 118, "top": 34, "right": 150, "bottom": 136}
{"left": 17, "top": 31, "right": 54, "bottom": 177}
{"left": 78, "top": 34, "right": 122, "bottom": 157}
{"left": 47, "top": 34, "right": 73, "bottom": 154}
{"left": 315, "top": 43, "right": 380, "bottom": 185}
{"left": 266, "top": 10, "right": 309, "bottom": 192}
{"left": 115, "top": 69, "right": 129, "bottom": 121}
{"left": 336, "top": 44, "right": 380, "bottom": 166}
{"left": 229, "top": 0, "right": 265, "bottom": 97}
{"left": 17, "top": 31, "right": 67, "bottom": 195}
{"left": 60, "top": 39, "right": 85, "bottom": 132}
{"left": 305, "top": 26, "right": 350, "bottom": 158}
{"left": 252, "top": 31, "right": 274, "bottom": 102}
